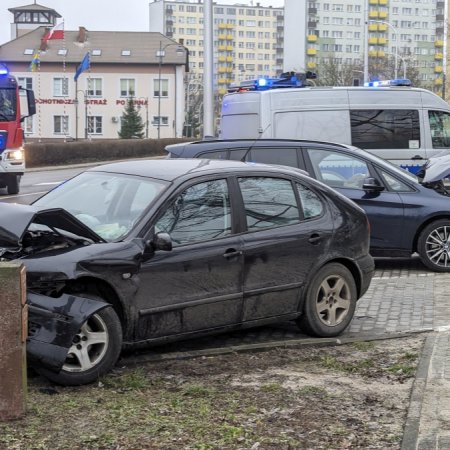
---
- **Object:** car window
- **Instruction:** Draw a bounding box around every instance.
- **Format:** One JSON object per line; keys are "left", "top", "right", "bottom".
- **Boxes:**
{"left": 238, "top": 177, "right": 299, "bottom": 231}
{"left": 154, "top": 179, "right": 232, "bottom": 246}
{"left": 378, "top": 169, "right": 414, "bottom": 192}
{"left": 350, "top": 109, "right": 420, "bottom": 150}
{"left": 297, "top": 183, "right": 324, "bottom": 219}
{"left": 307, "top": 148, "right": 370, "bottom": 189}
{"left": 229, "top": 148, "right": 250, "bottom": 161}
{"left": 248, "top": 147, "right": 299, "bottom": 167}
{"left": 199, "top": 150, "right": 228, "bottom": 159}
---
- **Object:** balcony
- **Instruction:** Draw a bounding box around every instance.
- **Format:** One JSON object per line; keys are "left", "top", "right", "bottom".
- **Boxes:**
{"left": 307, "top": 48, "right": 317, "bottom": 55}
{"left": 226, "top": 56, "right": 233, "bottom": 62}
{"left": 435, "top": 77, "right": 443, "bottom": 85}
{"left": 378, "top": 37, "right": 388, "bottom": 44}
{"left": 276, "top": 57, "right": 283, "bottom": 64}
{"left": 226, "top": 45, "right": 233, "bottom": 51}
{"left": 377, "top": 50, "right": 386, "bottom": 57}
{"left": 218, "top": 77, "right": 227, "bottom": 84}
{"left": 368, "top": 24, "right": 378, "bottom": 31}
{"left": 369, "top": 0, "right": 378, "bottom": 4}
{"left": 218, "top": 88, "right": 227, "bottom": 95}
{"left": 307, "top": 61, "right": 316, "bottom": 69}
{"left": 379, "top": 0, "right": 388, "bottom": 4}
{"left": 307, "top": 34, "right": 318, "bottom": 42}
{"left": 218, "top": 34, "right": 227, "bottom": 40}
{"left": 378, "top": 11, "right": 388, "bottom": 18}
{"left": 435, "top": 53, "right": 443, "bottom": 60}
{"left": 436, "top": 27, "right": 444, "bottom": 35}
{"left": 226, "top": 24, "right": 233, "bottom": 29}
{"left": 436, "top": 14, "right": 445, "bottom": 21}
{"left": 218, "top": 45, "right": 226, "bottom": 51}
{"left": 218, "top": 23, "right": 226, "bottom": 29}
{"left": 218, "top": 67, "right": 226, "bottom": 73}
{"left": 369, "top": 11, "right": 379, "bottom": 18}
{"left": 435, "top": 66, "right": 443, "bottom": 73}
{"left": 226, "top": 34, "right": 233, "bottom": 40}
{"left": 218, "top": 56, "right": 226, "bottom": 62}
{"left": 307, "top": 21, "right": 317, "bottom": 28}
{"left": 308, "top": 7, "right": 317, "bottom": 13}
{"left": 368, "top": 50, "right": 378, "bottom": 57}
{"left": 378, "top": 24, "right": 388, "bottom": 31}
{"left": 437, "top": 1, "right": 445, "bottom": 7}
{"left": 368, "top": 37, "right": 378, "bottom": 44}
{"left": 435, "top": 40, "right": 444, "bottom": 47}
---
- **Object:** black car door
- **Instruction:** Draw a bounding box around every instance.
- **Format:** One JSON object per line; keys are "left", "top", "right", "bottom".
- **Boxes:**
{"left": 134, "top": 177, "right": 244, "bottom": 341}
{"left": 303, "top": 147, "right": 406, "bottom": 252}
{"left": 236, "top": 174, "right": 333, "bottom": 322}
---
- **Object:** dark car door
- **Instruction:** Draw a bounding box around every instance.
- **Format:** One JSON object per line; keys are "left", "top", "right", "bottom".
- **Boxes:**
{"left": 303, "top": 147, "right": 406, "bottom": 252}
{"left": 236, "top": 174, "right": 333, "bottom": 322}
{"left": 134, "top": 177, "right": 244, "bottom": 341}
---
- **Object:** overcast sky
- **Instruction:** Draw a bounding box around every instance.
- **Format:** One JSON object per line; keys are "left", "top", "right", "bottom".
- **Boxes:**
{"left": 1, "top": 0, "right": 284, "bottom": 45}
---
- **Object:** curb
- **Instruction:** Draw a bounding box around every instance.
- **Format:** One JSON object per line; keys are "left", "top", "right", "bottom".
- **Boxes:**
{"left": 120, "top": 329, "right": 432, "bottom": 368}
{"left": 401, "top": 333, "right": 436, "bottom": 450}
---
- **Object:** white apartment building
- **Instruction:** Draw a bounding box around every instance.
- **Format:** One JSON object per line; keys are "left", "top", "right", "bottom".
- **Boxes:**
{"left": 149, "top": 0, "right": 285, "bottom": 95}
{"left": 1, "top": 3, "right": 188, "bottom": 140}
{"left": 292, "top": 0, "right": 446, "bottom": 93}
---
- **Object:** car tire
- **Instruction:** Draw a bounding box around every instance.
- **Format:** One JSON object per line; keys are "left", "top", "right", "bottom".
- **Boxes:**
{"left": 6, "top": 175, "right": 20, "bottom": 195}
{"left": 418, "top": 219, "right": 450, "bottom": 272}
{"left": 297, "top": 263, "right": 357, "bottom": 337}
{"left": 37, "top": 304, "right": 123, "bottom": 386}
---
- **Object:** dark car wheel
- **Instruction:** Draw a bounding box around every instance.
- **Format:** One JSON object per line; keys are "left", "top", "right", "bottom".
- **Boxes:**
{"left": 38, "top": 305, "right": 123, "bottom": 386}
{"left": 297, "top": 263, "right": 357, "bottom": 337}
{"left": 418, "top": 220, "right": 450, "bottom": 272}
{"left": 6, "top": 175, "right": 20, "bottom": 195}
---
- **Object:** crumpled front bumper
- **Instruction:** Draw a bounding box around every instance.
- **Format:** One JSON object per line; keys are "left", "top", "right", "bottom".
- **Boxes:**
{"left": 27, "top": 292, "right": 108, "bottom": 372}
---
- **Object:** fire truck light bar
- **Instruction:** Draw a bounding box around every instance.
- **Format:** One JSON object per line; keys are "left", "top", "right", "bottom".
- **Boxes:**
{"left": 0, "top": 64, "right": 9, "bottom": 76}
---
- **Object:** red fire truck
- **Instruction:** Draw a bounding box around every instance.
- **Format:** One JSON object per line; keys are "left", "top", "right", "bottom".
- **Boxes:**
{"left": 0, "top": 63, "right": 36, "bottom": 195}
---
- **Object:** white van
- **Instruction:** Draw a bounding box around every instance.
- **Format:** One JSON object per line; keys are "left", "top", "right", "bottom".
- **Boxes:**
{"left": 219, "top": 79, "right": 450, "bottom": 172}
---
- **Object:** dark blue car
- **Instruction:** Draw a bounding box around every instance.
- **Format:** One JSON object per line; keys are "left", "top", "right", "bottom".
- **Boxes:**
{"left": 166, "top": 139, "right": 450, "bottom": 272}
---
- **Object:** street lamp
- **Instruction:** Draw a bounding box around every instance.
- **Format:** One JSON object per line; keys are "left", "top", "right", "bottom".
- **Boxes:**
{"left": 156, "top": 41, "right": 185, "bottom": 139}
{"left": 369, "top": 20, "right": 399, "bottom": 80}
{"left": 74, "top": 89, "right": 88, "bottom": 140}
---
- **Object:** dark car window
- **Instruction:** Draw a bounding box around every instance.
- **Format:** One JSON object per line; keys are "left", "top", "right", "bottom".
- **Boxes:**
{"left": 378, "top": 169, "right": 414, "bottom": 192}
{"left": 248, "top": 147, "right": 299, "bottom": 167}
{"left": 155, "top": 179, "right": 232, "bottom": 245}
{"left": 229, "top": 148, "right": 250, "bottom": 161}
{"left": 297, "top": 183, "right": 324, "bottom": 219}
{"left": 350, "top": 109, "right": 420, "bottom": 150}
{"left": 199, "top": 150, "right": 228, "bottom": 159}
{"left": 238, "top": 177, "right": 299, "bottom": 231}
{"left": 307, "top": 148, "right": 370, "bottom": 189}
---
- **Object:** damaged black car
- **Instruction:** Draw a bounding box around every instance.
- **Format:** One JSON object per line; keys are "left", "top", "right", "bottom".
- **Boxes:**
{"left": 1, "top": 159, "right": 374, "bottom": 385}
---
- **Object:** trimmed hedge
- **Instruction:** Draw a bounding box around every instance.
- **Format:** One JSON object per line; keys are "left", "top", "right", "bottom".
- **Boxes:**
{"left": 24, "top": 138, "right": 194, "bottom": 168}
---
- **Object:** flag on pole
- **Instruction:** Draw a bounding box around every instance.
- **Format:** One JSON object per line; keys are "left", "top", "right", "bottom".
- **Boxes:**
{"left": 43, "top": 21, "right": 64, "bottom": 43}
{"left": 74, "top": 52, "right": 90, "bottom": 81}
{"left": 29, "top": 51, "right": 41, "bottom": 72}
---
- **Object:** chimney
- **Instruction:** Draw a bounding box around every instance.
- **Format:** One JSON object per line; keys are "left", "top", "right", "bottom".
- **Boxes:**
{"left": 40, "top": 27, "right": 50, "bottom": 51}
{"left": 77, "top": 26, "right": 87, "bottom": 43}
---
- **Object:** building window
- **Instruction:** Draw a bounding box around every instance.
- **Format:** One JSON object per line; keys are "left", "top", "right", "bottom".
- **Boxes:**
{"left": 152, "top": 116, "right": 169, "bottom": 126}
{"left": 87, "top": 78, "right": 102, "bottom": 97}
{"left": 23, "top": 116, "right": 34, "bottom": 135}
{"left": 120, "top": 79, "right": 136, "bottom": 97}
{"left": 18, "top": 77, "right": 33, "bottom": 93}
{"left": 54, "top": 115, "right": 68, "bottom": 134}
{"left": 53, "top": 77, "right": 68, "bottom": 97}
{"left": 88, "top": 116, "right": 103, "bottom": 134}
{"left": 154, "top": 79, "right": 168, "bottom": 97}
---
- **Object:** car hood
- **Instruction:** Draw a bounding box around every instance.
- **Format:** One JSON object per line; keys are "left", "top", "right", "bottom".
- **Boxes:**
{"left": 0, "top": 202, "right": 104, "bottom": 249}
{"left": 421, "top": 151, "right": 450, "bottom": 183}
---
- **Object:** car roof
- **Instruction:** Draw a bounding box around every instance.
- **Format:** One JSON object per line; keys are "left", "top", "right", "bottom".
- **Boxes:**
{"left": 166, "top": 138, "right": 355, "bottom": 156}
{"left": 87, "top": 158, "right": 306, "bottom": 182}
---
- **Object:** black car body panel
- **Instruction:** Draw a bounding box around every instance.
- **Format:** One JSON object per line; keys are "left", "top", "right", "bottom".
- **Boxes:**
{"left": 27, "top": 292, "right": 108, "bottom": 371}
{"left": 0, "top": 159, "right": 373, "bottom": 382}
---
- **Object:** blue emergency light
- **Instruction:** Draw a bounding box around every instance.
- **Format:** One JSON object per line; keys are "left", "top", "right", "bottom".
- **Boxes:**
{"left": 0, "top": 64, "right": 9, "bottom": 76}
{"left": 364, "top": 78, "right": 411, "bottom": 87}
{"left": 228, "top": 71, "right": 317, "bottom": 93}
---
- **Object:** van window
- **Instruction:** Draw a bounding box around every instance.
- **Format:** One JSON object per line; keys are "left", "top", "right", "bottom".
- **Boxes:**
{"left": 199, "top": 150, "right": 228, "bottom": 159}
{"left": 350, "top": 110, "right": 420, "bottom": 150}
{"left": 429, "top": 111, "right": 450, "bottom": 148}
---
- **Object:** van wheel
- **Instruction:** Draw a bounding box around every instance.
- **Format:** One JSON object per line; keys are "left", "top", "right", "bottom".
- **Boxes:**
{"left": 6, "top": 175, "right": 20, "bottom": 195}
{"left": 418, "top": 220, "right": 450, "bottom": 272}
{"left": 297, "top": 263, "right": 357, "bottom": 337}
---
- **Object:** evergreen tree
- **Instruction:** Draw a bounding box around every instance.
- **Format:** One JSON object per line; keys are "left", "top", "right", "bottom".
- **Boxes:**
{"left": 118, "top": 96, "right": 145, "bottom": 139}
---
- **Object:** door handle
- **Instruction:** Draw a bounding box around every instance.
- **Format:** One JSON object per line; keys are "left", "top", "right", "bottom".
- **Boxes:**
{"left": 411, "top": 155, "right": 424, "bottom": 160}
{"left": 223, "top": 248, "right": 242, "bottom": 259}
{"left": 308, "top": 233, "right": 321, "bottom": 245}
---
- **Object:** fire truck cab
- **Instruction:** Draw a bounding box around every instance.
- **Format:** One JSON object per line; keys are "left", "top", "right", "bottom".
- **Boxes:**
{"left": 0, "top": 63, "right": 36, "bottom": 195}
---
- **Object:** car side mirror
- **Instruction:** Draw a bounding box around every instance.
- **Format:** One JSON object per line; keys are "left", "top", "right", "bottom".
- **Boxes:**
{"left": 362, "top": 177, "right": 385, "bottom": 193}
{"left": 151, "top": 232, "right": 173, "bottom": 252}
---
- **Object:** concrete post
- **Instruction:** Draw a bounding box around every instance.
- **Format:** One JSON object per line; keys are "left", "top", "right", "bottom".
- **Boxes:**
{"left": 0, "top": 262, "right": 27, "bottom": 420}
